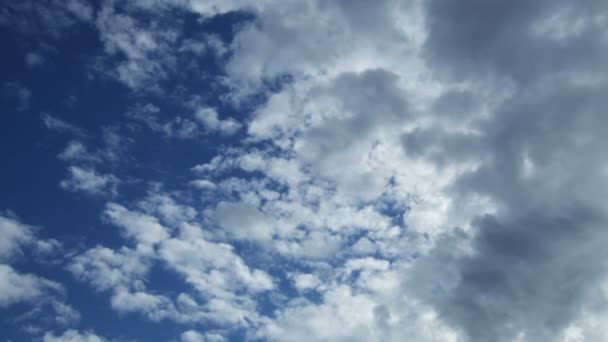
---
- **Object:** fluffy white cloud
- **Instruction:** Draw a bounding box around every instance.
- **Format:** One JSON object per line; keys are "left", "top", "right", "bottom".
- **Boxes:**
{"left": 69, "top": 196, "right": 274, "bottom": 328}
{"left": 43, "top": 329, "right": 105, "bottom": 342}
{"left": 68, "top": 246, "right": 150, "bottom": 292}
{"left": 0, "top": 264, "right": 58, "bottom": 307}
{"left": 104, "top": 202, "right": 170, "bottom": 246}
{"left": 159, "top": 234, "right": 274, "bottom": 294}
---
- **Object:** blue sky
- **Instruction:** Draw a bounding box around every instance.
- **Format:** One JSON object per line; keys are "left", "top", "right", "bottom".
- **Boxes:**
{"left": 3, "top": 1, "right": 608, "bottom": 341}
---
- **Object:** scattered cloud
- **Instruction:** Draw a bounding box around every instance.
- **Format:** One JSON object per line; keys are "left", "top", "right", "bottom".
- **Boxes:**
{"left": 42, "top": 114, "right": 86, "bottom": 136}
{"left": 60, "top": 166, "right": 119, "bottom": 196}
{"left": 0, "top": 214, "right": 79, "bottom": 330}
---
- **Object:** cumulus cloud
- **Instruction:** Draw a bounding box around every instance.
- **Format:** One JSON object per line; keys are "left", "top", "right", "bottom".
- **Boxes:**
{"left": 0, "top": 264, "right": 57, "bottom": 307}
{"left": 185, "top": 0, "right": 608, "bottom": 340}
{"left": 0, "top": 214, "right": 35, "bottom": 261}
{"left": 69, "top": 196, "right": 274, "bottom": 328}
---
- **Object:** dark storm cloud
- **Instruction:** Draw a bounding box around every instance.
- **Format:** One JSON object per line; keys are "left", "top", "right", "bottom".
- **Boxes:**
{"left": 404, "top": 0, "right": 608, "bottom": 340}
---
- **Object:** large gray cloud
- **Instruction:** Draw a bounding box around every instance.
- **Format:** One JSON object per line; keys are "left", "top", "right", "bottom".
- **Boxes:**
{"left": 412, "top": 208, "right": 608, "bottom": 341}
{"left": 400, "top": 1, "right": 608, "bottom": 341}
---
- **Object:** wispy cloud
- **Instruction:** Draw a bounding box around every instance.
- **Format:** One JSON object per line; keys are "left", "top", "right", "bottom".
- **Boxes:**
{"left": 41, "top": 114, "right": 86, "bottom": 136}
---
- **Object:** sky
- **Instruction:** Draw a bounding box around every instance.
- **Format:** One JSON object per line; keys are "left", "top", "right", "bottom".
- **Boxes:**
{"left": 1, "top": 0, "right": 608, "bottom": 341}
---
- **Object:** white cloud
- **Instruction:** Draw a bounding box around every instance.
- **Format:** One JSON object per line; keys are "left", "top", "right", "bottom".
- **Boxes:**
{"left": 74, "top": 2, "right": 461, "bottom": 338}
{"left": 104, "top": 202, "right": 170, "bottom": 246}
{"left": 64, "top": 0, "right": 93, "bottom": 22}
{"left": 194, "top": 107, "right": 241, "bottom": 135}
{"left": 43, "top": 329, "right": 105, "bottom": 342}
{"left": 69, "top": 198, "right": 274, "bottom": 327}
{"left": 181, "top": 330, "right": 225, "bottom": 342}
{"left": 129, "top": 103, "right": 200, "bottom": 139}
{"left": 159, "top": 234, "right": 275, "bottom": 295}
{"left": 42, "top": 113, "right": 85, "bottom": 136}
{"left": 0, "top": 264, "right": 55, "bottom": 307}
{"left": 58, "top": 141, "right": 98, "bottom": 162}
{"left": 136, "top": 192, "right": 197, "bottom": 227}
{"left": 57, "top": 130, "right": 129, "bottom": 165}
{"left": 0, "top": 263, "right": 80, "bottom": 325}
{"left": 60, "top": 166, "right": 119, "bottom": 196}
{"left": 110, "top": 289, "right": 176, "bottom": 320}
{"left": 259, "top": 282, "right": 461, "bottom": 342}
{"left": 0, "top": 215, "right": 34, "bottom": 261}
{"left": 180, "top": 330, "right": 205, "bottom": 342}
{"left": 68, "top": 246, "right": 150, "bottom": 292}
{"left": 0, "top": 214, "right": 79, "bottom": 327}
{"left": 291, "top": 273, "right": 321, "bottom": 292}
{"left": 94, "top": 3, "right": 178, "bottom": 90}
{"left": 190, "top": 179, "right": 217, "bottom": 190}
{"left": 212, "top": 201, "right": 274, "bottom": 242}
